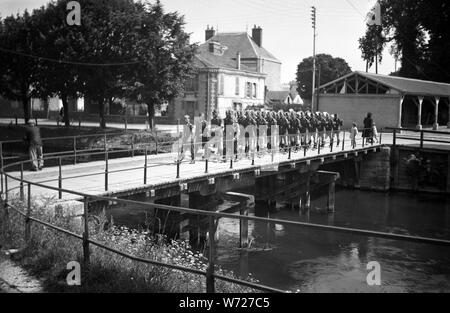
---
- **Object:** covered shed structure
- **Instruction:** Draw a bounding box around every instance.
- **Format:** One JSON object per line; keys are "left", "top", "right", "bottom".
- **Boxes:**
{"left": 317, "top": 71, "right": 450, "bottom": 130}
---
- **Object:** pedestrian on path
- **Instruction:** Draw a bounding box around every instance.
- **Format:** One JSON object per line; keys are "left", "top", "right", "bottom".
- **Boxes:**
{"left": 363, "top": 112, "right": 374, "bottom": 144}
{"left": 350, "top": 122, "right": 359, "bottom": 149}
{"left": 24, "top": 121, "right": 44, "bottom": 171}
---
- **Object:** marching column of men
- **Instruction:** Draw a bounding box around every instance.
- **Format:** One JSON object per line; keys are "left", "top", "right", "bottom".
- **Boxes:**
{"left": 180, "top": 109, "right": 343, "bottom": 162}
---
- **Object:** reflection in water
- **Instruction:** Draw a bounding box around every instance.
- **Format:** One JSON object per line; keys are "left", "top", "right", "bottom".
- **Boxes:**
{"left": 215, "top": 190, "right": 450, "bottom": 292}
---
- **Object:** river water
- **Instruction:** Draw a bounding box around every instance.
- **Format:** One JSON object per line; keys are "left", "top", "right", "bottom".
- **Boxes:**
{"left": 215, "top": 189, "right": 450, "bottom": 293}
{"left": 107, "top": 189, "right": 450, "bottom": 293}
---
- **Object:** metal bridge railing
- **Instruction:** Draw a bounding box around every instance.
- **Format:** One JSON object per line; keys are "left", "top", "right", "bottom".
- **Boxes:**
{"left": 386, "top": 127, "right": 450, "bottom": 149}
{"left": 2, "top": 127, "right": 450, "bottom": 292}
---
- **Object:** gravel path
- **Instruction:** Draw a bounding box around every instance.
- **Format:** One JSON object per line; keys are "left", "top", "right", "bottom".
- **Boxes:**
{"left": 0, "top": 251, "right": 43, "bottom": 293}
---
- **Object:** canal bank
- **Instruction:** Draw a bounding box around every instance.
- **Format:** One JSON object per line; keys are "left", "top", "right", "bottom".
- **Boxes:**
{"left": 104, "top": 188, "right": 450, "bottom": 292}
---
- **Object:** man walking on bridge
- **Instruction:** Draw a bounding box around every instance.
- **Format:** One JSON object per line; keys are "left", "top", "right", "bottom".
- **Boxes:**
{"left": 24, "top": 121, "right": 43, "bottom": 171}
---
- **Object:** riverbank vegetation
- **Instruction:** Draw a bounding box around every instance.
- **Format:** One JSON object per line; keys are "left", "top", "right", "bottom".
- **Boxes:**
{"left": 0, "top": 195, "right": 257, "bottom": 292}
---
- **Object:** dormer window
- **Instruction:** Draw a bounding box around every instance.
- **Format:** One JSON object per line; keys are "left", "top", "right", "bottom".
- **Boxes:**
{"left": 209, "top": 41, "right": 226, "bottom": 56}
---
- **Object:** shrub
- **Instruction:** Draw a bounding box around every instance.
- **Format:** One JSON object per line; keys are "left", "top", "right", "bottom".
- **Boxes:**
{"left": 0, "top": 196, "right": 259, "bottom": 293}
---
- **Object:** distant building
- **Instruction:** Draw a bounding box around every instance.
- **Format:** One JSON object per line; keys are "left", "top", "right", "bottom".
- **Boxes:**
{"left": 169, "top": 25, "right": 282, "bottom": 121}
{"left": 266, "top": 81, "right": 304, "bottom": 107}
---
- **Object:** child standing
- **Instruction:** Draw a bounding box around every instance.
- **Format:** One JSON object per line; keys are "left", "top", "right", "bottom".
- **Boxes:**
{"left": 350, "top": 122, "right": 359, "bottom": 149}
{"left": 372, "top": 123, "right": 379, "bottom": 143}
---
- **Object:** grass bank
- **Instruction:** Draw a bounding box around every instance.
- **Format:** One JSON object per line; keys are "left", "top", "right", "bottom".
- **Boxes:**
{"left": 0, "top": 195, "right": 258, "bottom": 293}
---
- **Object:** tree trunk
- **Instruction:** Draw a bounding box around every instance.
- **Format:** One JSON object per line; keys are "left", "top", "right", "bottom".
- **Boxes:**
{"left": 147, "top": 103, "right": 155, "bottom": 131}
{"left": 99, "top": 97, "right": 106, "bottom": 129}
{"left": 22, "top": 95, "right": 30, "bottom": 124}
{"left": 61, "top": 93, "right": 71, "bottom": 127}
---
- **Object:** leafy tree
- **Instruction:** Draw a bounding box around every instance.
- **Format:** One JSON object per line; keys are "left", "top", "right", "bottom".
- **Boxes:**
{"left": 296, "top": 54, "right": 352, "bottom": 101}
{"left": 358, "top": 0, "right": 450, "bottom": 81}
{"left": 358, "top": 25, "right": 385, "bottom": 71}
{"left": 0, "top": 11, "right": 40, "bottom": 123}
{"left": 32, "top": 2, "right": 86, "bottom": 127}
{"left": 126, "top": 1, "right": 197, "bottom": 130}
{"left": 77, "top": 0, "right": 142, "bottom": 129}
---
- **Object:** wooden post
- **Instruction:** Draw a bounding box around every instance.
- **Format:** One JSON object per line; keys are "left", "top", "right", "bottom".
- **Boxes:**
{"left": 447, "top": 154, "right": 450, "bottom": 193}
{"left": 206, "top": 216, "right": 216, "bottom": 293}
{"left": 416, "top": 96, "right": 424, "bottom": 130}
{"left": 73, "top": 137, "right": 77, "bottom": 165}
{"left": 303, "top": 175, "right": 311, "bottom": 213}
{"left": 155, "top": 130, "right": 159, "bottom": 155}
{"left": 0, "top": 142, "right": 3, "bottom": 195}
{"left": 104, "top": 133, "right": 107, "bottom": 153}
{"left": 105, "top": 148, "right": 109, "bottom": 191}
{"left": 144, "top": 147, "right": 148, "bottom": 185}
{"left": 3, "top": 175, "right": 9, "bottom": 236}
{"left": 20, "top": 163, "right": 24, "bottom": 201}
{"left": 83, "top": 196, "right": 90, "bottom": 265}
{"left": 58, "top": 157, "right": 62, "bottom": 199}
{"left": 327, "top": 181, "right": 336, "bottom": 213}
{"left": 25, "top": 183, "right": 31, "bottom": 244}
{"left": 420, "top": 131, "right": 424, "bottom": 149}
{"left": 393, "top": 129, "right": 397, "bottom": 147}
{"left": 239, "top": 206, "right": 249, "bottom": 248}
{"left": 433, "top": 97, "right": 440, "bottom": 131}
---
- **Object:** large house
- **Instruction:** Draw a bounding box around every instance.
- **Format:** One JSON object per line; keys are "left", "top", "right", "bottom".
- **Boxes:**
{"left": 168, "top": 25, "right": 282, "bottom": 121}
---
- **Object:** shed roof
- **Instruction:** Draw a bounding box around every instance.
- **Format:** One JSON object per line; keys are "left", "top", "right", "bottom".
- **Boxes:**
{"left": 319, "top": 71, "right": 450, "bottom": 98}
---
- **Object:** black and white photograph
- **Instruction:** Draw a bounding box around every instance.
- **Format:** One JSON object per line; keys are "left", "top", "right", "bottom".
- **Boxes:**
{"left": 0, "top": 0, "right": 450, "bottom": 302}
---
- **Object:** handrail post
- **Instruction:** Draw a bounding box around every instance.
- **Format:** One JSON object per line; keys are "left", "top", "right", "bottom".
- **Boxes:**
{"left": 155, "top": 130, "right": 159, "bottom": 155}
{"left": 420, "top": 130, "right": 424, "bottom": 149}
{"left": 83, "top": 196, "right": 90, "bottom": 265}
{"left": 20, "top": 163, "right": 24, "bottom": 201}
{"left": 318, "top": 140, "right": 321, "bottom": 154}
{"left": 25, "top": 183, "right": 31, "bottom": 244}
{"left": 205, "top": 158, "right": 209, "bottom": 174}
{"left": 4, "top": 174, "right": 8, "bottom": 204}
{"left": 342, "top": 131, "right": 345, "bottom": 151}
{"left": 176, "top": 160, "right": 180, "bottom": 179}
{"left": 144, "top": 147, "right": 148, "bottom": 185}
{"left": 230, "top": 157, "right": 233, "bottom": 169}
{"left": 393, "top": 129, "right": 397, "bottom": 147}
{"left": 73, "top": 137, "right": 77, "bottom": 165}
{"left": 330, "top": 130, "right": 334, "bottom": 152}
{"left": 379, "top": 132, "right": 382, "bottom": 145}
{"left": 362, "top": 132, "right": 365, "bottom": 148}
{"left": 104, "top": 133, "right": 107, "bottom": 153}
{"left": 131, "top": 134, "right": 135, "bottom": 158}
{"left": 288, "top": 147, "right": 291, "bottom": 159}
{"left": 0, "top": 142, "right": 4, "bottom": 195}
{"left": 3, "top": 175, "right": 9, "bottom": 236}
{"left": 105, "top": 148, "right": 109, "bottom": 191}
{"left": 206, "top": 216, "right": 216, "bottom": 293}
{"left": 58, "top": 157, "right": 62, "bottom": 199}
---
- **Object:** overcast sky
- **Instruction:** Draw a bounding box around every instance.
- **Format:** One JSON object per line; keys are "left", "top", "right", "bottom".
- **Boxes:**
{"left": 0, "top": 0, "right": 396, "bottom": 84}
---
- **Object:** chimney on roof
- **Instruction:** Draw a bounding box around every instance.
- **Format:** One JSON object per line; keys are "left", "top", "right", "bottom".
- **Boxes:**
{"left": 205, "top": 25, "right": 215, "bottom": 41}
{"left": 252, "top": 25, "right": 262, "bottom": 47}
{"left": 236, "top": 52, "right": 241, "bottom": 70}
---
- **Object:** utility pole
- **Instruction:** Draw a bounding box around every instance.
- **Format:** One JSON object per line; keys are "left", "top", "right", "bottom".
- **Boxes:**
{"left": 311, "top": 6, "right": 317, "bottom": 112}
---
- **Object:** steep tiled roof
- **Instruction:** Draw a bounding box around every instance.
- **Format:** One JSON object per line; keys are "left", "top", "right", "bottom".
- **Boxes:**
{"left": 196, "top": 32, "right": 280, "bottom": 72}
